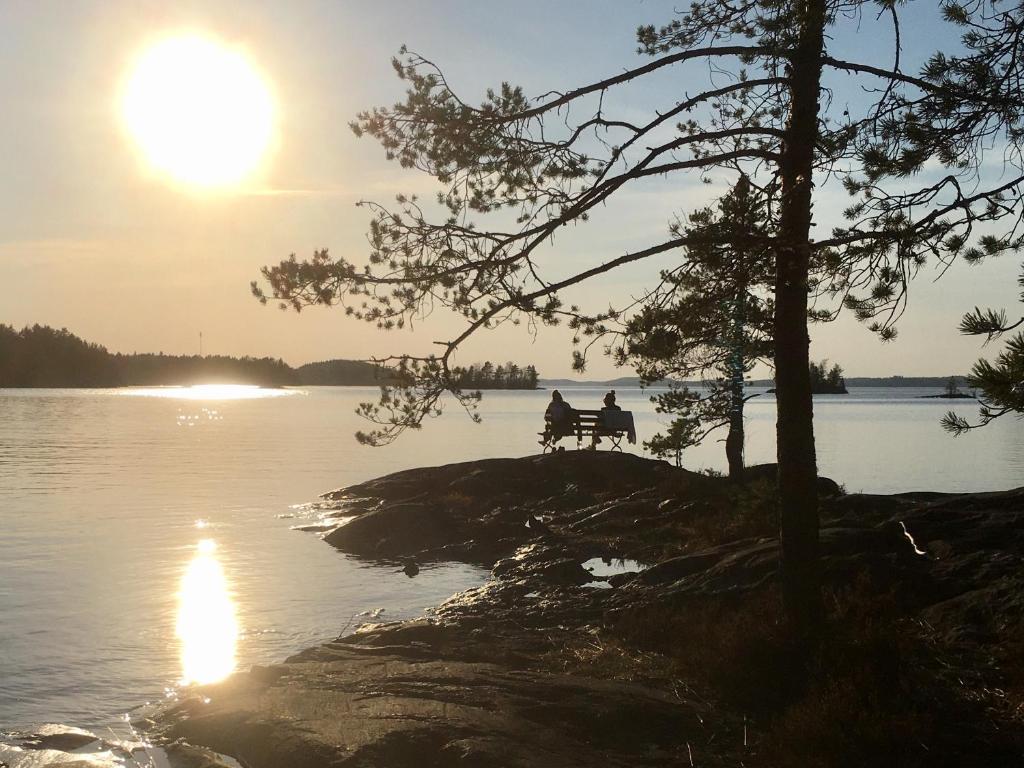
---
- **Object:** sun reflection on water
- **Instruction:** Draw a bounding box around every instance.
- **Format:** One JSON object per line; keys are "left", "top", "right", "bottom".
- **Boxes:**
{"left": 120, "top": 384, "right": 297, "bottom": 400}
{"left": 176, "top": 538, "right": 238, "bottom": 685}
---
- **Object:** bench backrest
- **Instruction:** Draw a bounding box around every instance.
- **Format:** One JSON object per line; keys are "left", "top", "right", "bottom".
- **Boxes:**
{"left": 545, "top": 408, "right": 634, "bottom": 435}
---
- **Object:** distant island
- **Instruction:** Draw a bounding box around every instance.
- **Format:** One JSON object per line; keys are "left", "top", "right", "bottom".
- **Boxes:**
{"left": 919, "top": 376, "right": 976, "bottom": 400}
{"left": 542, "top": 374, "right": 971, "bottom": 389}
{"left": 807, "top": 360, "right": 848, "bottom": 394}
{"left": 0, "top": 324, "right": 540, "bottom": 389}
{"left": 293, "top": 358, "right": 399, "bottom": 386}
{"left": 763, "top": 360, "right": 848, "bottom": 395}
{"left": 451, "top": 362, "right": 540, "bottom": 390}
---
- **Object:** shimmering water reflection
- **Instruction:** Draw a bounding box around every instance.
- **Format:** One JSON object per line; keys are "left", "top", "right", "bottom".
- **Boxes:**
{"left": 176, "top": 539, "right": 237, "bottom": 685}
{"left": 118, "top": 384, "right": 298, "bottom": 400}
{"left": 1, "top": 385, "right": 1020, "bottom": 732}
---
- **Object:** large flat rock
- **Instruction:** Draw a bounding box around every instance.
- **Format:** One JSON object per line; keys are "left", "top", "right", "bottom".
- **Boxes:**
{"left": 152, "top": 455, "right": 1024, "bottom": 765}
{"left": 159, "top": 640, "right": 706, "bottom": 768}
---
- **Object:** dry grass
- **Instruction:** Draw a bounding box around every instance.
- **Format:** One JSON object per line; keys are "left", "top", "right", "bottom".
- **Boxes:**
{"left": 438, "top": 490, "right": 476, "bottom": 511}
{"left": 687, "top": 477, "right": 778, "bottom": 548}
{"left": 552, "top": 576, "right": 1023, "bottom": 766}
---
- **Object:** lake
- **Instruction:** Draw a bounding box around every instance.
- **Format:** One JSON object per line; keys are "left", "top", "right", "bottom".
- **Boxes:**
{"left": 1, "top": 384, "right": 1021, "bottom": 736}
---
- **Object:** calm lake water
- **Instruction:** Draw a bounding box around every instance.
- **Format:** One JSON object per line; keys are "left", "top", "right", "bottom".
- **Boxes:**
{"left": 1, "top": 384, "right": 1021, "bottom": 736}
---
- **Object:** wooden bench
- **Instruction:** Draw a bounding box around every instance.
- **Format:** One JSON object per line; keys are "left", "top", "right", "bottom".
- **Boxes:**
{"left": 539, "top": 409, "right": 636, "bottom": 452}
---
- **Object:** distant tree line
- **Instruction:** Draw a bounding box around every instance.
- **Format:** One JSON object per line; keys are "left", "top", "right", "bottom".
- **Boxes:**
{"left": 840, "top": 375, "right": 969, "bottom": 389}
{"left": 451, "top": 362, "right": 540, "bottom": 390}
{"left": 295, "top": 358, "right": 400, "bottom": 385}
{"left": 0, "top": 325, "right": 390, "bottom": 387}
{"left": 0, "top": 325, "right": 116, "bottom": 387}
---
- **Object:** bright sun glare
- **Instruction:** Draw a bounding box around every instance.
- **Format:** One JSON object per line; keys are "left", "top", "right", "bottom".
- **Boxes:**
{"left": 122, "top": 35, "right": 274, "bottom": 188}
{"left": 119, "top": 384, "right": 295, "bottom": 400}
{"left": 177, "top": 538, "right": 238, "bottom": 685}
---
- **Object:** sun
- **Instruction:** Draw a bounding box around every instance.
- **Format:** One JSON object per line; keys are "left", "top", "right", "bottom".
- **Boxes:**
{"left": 122, "top": 35, "right": 274, "bottom": 188}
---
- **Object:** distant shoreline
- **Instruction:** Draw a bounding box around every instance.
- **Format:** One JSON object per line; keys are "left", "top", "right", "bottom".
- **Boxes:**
{"left": 540, "top": 376, "right": 970, "bottom": 389}
{"left": 3, "top": 323, "right": 968, "bottom": 391}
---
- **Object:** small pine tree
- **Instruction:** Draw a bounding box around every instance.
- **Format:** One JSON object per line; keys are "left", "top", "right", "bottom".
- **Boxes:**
{"left": 621, "top": 176, "right": 773, "bottom": 479}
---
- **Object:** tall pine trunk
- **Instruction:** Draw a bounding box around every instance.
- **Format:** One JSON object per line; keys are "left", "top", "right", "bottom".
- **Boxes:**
{"left": 726, "top": 293, "right": 746, "bottom": 482}
{"left": 725, "top": 394, "right": 745, "bottom": 481}
{"left": 775, "top": 0, "right": 826, "bottom": 631}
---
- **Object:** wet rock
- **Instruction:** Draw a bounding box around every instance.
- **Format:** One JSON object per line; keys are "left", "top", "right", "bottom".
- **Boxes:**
{"left": 827, "top": 492, "right": 914, "bottom": 522}
{"left": 155, "top": 453, "right": 1024, "bottom": 767}
{"left": 637, "top": 549, "right": 730, "bottom": 586}
{"left": 8, "top": 725, "right": 104, "bottom": 753}
{"left": 324, "top": 502, "right": 458, "bottom": 559}
{"left": 165, "top": 740, "right": 239, "bottom": 768}
{"left": 290, "top": 522, "right": 335, "bottom": 533}
{"left": 157, "top": 638, "right": 708, "bottom": 768}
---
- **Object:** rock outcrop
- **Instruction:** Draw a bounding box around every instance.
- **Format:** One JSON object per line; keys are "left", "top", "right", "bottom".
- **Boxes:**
{"left": 151, "top": 453, "right": 1024, "bottom": 766}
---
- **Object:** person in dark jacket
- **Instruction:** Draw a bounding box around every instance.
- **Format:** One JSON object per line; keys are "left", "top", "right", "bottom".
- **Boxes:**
{"left": 602, "top": 390, "right": 621, "bottom": 411}
{"left": 542, "top": 390, "right": 575, "bottom": 444}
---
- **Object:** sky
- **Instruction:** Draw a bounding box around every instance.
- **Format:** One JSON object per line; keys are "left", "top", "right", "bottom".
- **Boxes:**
{"left": 2, "top": 0, "right": 1021, "bottom": 379}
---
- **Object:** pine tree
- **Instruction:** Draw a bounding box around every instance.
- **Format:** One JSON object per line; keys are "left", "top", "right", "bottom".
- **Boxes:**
{"left": 943, "top": 263, "right": 1024, "bottom": 433}
{"left": 524, "top": 365, "right": 539, "bottom": 390}
{"left": 621, "top": 176, "right": 773, "bottom": 479}
{"left": 254, "top": 2, "right": 1024, "bottom": 628}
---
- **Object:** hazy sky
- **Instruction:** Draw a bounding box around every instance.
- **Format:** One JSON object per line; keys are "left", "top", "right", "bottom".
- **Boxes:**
{"left": 2, "top": 1, "right": 1021, "bottom": 378}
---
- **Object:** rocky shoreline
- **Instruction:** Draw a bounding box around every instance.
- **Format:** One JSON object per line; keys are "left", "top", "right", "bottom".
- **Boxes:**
{"left": 140, "top": 452, "right": 1024, "bottom": 766}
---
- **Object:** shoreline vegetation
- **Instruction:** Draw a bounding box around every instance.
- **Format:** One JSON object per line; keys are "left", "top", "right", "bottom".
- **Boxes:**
{"left": 0, "top": 324, "right": 540, "bottom": 390}
{"left": 451, "top": 362, "right": 540, "bottom": 390}
{"left": 1, "top": 324, "right": 969, "bottom": 392}
{"left": 141, "top": 452, "right": 1024, "bottom": 767}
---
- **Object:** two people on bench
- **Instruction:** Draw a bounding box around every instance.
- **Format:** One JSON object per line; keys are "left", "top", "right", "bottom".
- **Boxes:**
{"left": 543, "top": 390, "right": 630, "bottom": 448}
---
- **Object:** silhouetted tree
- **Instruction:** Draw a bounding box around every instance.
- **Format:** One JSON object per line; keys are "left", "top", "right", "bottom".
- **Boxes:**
{"left": 944, "top": 262, "right": 1024, "bottom": 433}
{"left": 254, "top": 2, "right": 1024, "bottom": 628}
{"left": 524, "top": 365, "right": 540, "bottom": 390}
{"left": 451, "top": 361, "right": 540, "bottom": 389}
{"left": 808, "top": 359, "right": 848, "bottom": 394}
{"left": 622, "top": 176, "right": 774, "bottom": 479}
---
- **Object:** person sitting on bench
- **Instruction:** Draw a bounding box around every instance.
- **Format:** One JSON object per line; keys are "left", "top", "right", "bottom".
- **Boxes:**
{"left": 542, "top": 390, "right": 574, "bottom": 445}
{"left": 591, "top": 389, "right": 620, "bottom": 446}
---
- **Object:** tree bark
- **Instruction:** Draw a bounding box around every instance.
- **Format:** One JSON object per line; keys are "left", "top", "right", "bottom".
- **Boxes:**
{"left": 775, "top": 0, "right": 826, "bottom": 631}
{"left": 726, "top": 294, "right": 746, "bottom": 482}
{"left": 725, "top": 404, "right": 744, "bottom": 480}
